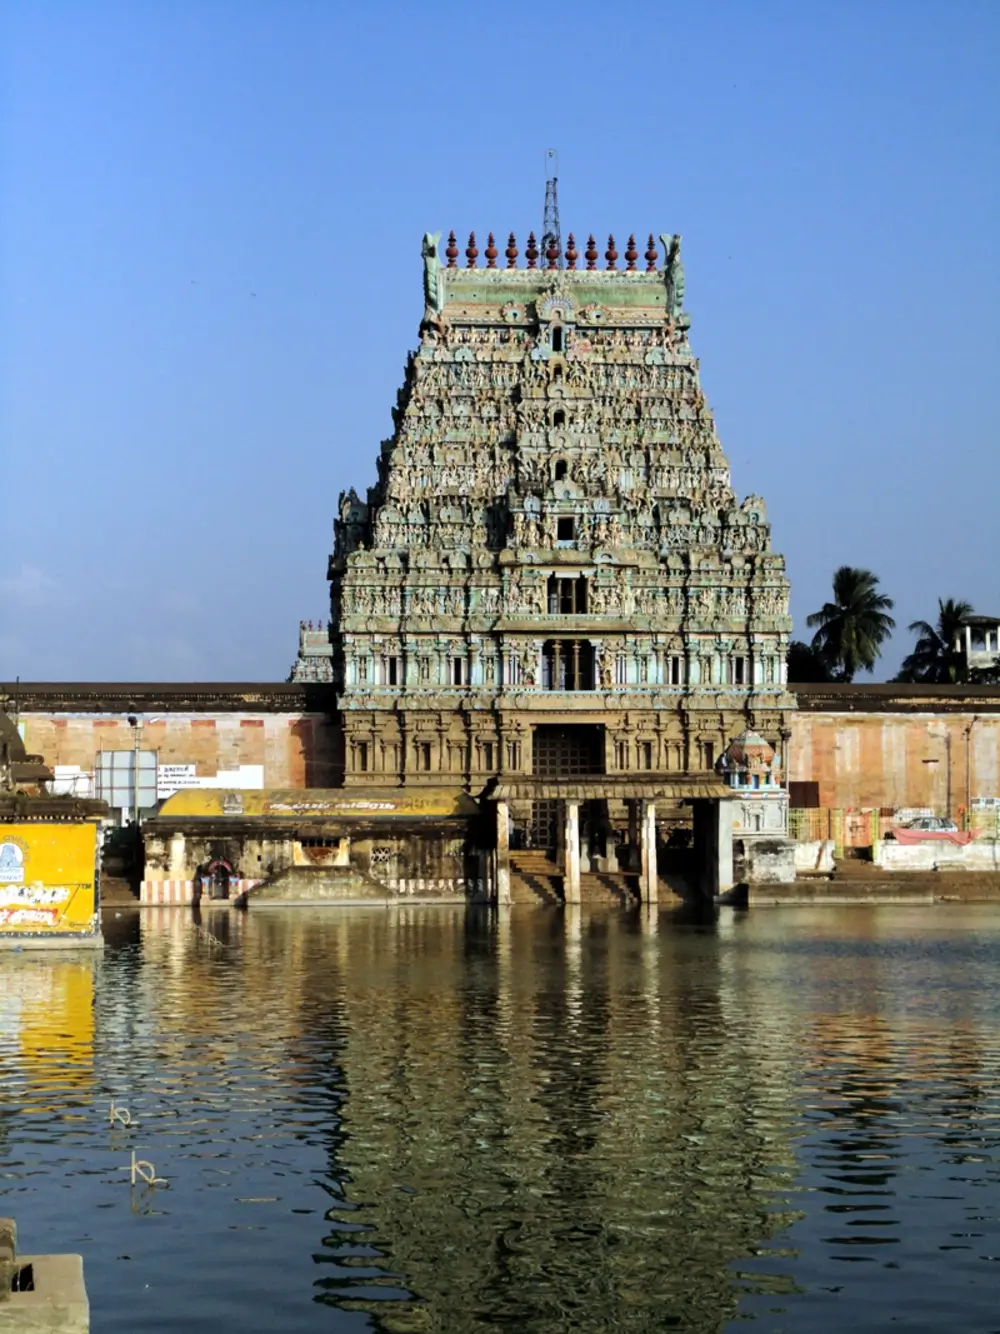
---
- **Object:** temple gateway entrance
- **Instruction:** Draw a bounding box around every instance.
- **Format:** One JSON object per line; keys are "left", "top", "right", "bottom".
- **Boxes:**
{"left": 530, "top": 725, "right": 604, "bottom": 850}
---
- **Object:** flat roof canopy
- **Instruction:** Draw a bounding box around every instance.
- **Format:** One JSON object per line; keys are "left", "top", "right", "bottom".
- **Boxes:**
{"left": 491, "top": 775, "right": 733, "bottom": 803}
{"left": 152, "top": 787, "right": 479, "bottom": 822}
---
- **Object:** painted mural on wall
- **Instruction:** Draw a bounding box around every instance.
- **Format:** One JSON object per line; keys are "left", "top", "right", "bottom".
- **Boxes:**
{"left": 0, "top": 822, "right": 100, "bottom": 935}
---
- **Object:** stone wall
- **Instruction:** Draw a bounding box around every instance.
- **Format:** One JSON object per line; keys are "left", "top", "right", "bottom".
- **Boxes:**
{"left": 6, "top": 682, "right": 1000, "bottom": 819}
{"left": 20, "top": 713, "right": 338, "bottom": 793}
{"left": 875, "top": 839, "right": 1000, "bottom": 873}
{"left": 791, "top": 685, "right": 1000, "bottom": 814}
{"left": 6, "top": 684, "right": 339, "bottom": 799}
{"left": 732, "top": 837, "right": 796, "bottom": 885}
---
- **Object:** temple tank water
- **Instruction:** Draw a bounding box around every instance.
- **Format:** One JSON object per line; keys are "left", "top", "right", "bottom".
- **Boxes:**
{"left": 1, "top": 904, "right": 998, "bottom": 1332}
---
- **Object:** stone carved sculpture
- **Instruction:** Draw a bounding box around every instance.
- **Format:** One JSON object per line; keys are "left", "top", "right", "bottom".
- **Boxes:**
{"left": 322, "top": 227, "right": 794, "bottom": 786}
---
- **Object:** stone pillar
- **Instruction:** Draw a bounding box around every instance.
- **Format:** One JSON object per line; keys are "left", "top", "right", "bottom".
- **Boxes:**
{"left": 169, "top": 832, "right": 186, "bottom": 876}
{"left": 564, "top": 800, "right": 581, "bottom": 904}
{"left": 606, "top": 830, "right": 620, "bottom": 874}
{"left": 692, "top": 798, "right": 734, "bottom": 900}
{"left": 711, "top": 799, "right": 734, "bottom": 897}
{"left": 495, "top": 800, "right": 511, "bottom": 906}
{"left": 640, "top": 800, "right": 658, "bottom": 904}
{"left": 628, "top": 799, "right": 640, "bottom": 871}
{"left": 720, "top": 795, "right": 736, "bottom": 891}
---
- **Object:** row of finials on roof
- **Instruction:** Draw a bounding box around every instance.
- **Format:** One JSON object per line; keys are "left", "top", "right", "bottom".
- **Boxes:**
{"left": 445, "top": 231, "right": 662, "bottom": 272}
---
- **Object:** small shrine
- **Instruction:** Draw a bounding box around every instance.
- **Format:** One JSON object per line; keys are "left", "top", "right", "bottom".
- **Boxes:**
{"left": 716, "top": 730, "right": 788, "bottom": 838}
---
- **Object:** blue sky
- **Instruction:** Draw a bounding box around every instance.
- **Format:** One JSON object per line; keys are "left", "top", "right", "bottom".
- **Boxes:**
{"left": 2, "top": 0, "right": 998, "bottom": 682}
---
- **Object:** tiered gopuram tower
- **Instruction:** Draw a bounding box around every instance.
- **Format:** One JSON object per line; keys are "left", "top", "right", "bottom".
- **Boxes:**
{"left": 328, "top": 227, "right": 795, "bottom": 838}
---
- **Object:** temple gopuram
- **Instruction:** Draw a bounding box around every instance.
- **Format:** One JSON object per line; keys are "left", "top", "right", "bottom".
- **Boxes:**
{"left": 325, "top": 225, "right": 796, "bottom": 900}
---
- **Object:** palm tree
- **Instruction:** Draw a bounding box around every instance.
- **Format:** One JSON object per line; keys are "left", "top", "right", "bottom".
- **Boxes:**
{"left": 895, "top": 598, "right": 974, "bottom": 683}
{"left": 787, "top": 640, "right": 833, "bottom": 683}
{"left": 806, "top": 566, "right": 896, "bottom": 682}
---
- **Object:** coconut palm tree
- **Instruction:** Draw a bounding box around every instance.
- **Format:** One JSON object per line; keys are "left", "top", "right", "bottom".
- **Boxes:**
{"left": 806, "top": 566, "right": 896, "bottom": 682}
{"left": 895, "top": 598, "right": 974, "bottom": 683}
{"left": 786, "top": 640, "right": 833, "bottom": 683}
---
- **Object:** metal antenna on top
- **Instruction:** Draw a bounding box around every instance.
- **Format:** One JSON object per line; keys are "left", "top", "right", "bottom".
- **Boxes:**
{"left": 541, "top": 149, "right": 562, "bottom": 269}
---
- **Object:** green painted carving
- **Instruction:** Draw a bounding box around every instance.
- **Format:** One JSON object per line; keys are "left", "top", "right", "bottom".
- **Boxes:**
{"left": 421, "top": 232, "right": 443, "bottom": 314}
{"left": 661, "top": 233, "right": 685, "bottom": 318}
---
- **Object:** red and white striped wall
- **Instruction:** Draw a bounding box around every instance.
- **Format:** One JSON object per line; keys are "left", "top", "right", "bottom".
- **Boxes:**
{"left": 139, "top": 879, "right": 260, "bottom": 905}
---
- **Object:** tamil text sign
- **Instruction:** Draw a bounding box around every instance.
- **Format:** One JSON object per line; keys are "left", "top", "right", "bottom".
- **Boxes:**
{"left": 0, "top": 823, "right": 99, "bottom": 936}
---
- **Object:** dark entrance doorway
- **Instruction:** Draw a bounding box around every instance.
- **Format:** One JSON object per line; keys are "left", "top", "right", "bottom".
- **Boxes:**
{"left": 530, "top": 725, "right": 605, "bottom": 850}
{"left": 196, "top": 858, "right": 233, "bottom": 901}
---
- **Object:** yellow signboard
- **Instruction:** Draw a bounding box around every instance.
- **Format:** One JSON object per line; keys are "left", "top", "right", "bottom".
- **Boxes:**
{"left": 0, "top": 822, "right": 100, "bottom": 938}
{"left": 156, "top": 787, "right": 479, "bottom": 821}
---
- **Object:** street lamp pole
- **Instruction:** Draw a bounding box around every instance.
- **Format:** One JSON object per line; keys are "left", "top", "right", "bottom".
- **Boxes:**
{"left": 127, "top": 715, "right": 143, "bottom": 827}
{"left": 964, "top": 717, "right": 979, "bottom": 831}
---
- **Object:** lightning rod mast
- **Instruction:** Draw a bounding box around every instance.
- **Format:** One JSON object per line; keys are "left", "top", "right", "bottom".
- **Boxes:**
{"left": 541, "top": 149, "right": 562, "bottom": 268}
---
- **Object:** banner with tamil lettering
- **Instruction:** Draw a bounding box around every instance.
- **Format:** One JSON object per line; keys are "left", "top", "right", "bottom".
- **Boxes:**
{"left": 0, "top": 822, "right": 100, "bottom": 935}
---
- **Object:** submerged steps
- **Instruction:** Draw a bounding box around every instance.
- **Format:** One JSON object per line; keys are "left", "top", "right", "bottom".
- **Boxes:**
{"left": 509, "top": 852, "right": 644, "bottom": 905}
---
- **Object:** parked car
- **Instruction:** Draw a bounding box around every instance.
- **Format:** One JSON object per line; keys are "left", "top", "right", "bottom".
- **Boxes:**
{"left": 885, "top": 816, "right": 972, "bottom": 846}
{"left": 897, "top": 817, "right": 958, "bottom": 834}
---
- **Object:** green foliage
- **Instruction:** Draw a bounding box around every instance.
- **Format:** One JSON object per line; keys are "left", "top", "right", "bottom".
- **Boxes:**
{"left": 895, "top": 598, "right": 974, "bottom": 684}
{"left": 787, "top": 640, "right": 833, "bottom": 683}
{"left": 806, "top": 566, "right": 896, "bottom": 682}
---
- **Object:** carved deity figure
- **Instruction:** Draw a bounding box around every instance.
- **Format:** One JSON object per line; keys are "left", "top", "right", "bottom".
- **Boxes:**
{"left": 421, "top": 232, "right": 443, "bottom": 314}
{"left": 519, "top": 644, "right": 538, "bottom": 686}
{"left": 598, "top": 646, "right": 614, "bottom": 689}
{"left": 506, "top": 570, "right": 521, "bottom": 612}
{"left": 661, "top": 231, "right": 685, "bottom": 319}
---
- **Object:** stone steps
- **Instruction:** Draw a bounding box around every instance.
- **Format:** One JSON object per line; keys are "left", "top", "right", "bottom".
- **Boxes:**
{"left": 509, "top": 853, "right": 642, "bottom": 905}
{"left": 509, "top": 853, "right": 563, "bottom": 905}
{"left": 99, "top": 876, "right": 139, "bottom": 908}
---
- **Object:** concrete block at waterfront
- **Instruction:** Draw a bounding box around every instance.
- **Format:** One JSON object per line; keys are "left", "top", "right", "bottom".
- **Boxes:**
{"left": 794, "top": 840, "right": 836, "bottom": 874}
{"left": 733, "top": 836, "right": 797, "bottom": 884}
{"left": 0, "top": 1219, "right": 89, "bottom": 1333}
{"left": 875, "top": 839, "right": 1000, "bottom": 873}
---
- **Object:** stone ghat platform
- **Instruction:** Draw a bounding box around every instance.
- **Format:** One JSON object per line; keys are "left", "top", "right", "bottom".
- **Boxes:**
{"left": 0, "top": 1218, "right": 89, "bottom": 1332}
{"left": 752, "top": 862, "right": 1000, "bottom": 906}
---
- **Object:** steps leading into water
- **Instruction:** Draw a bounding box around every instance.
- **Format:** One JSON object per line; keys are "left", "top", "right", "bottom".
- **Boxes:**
{"left": 509, "top": 852, "right": 644, "bottom": 905}
{"left": 99, "top": 876, "right": 139, "bottom": 908}
{"left": 509, "top": 852, "right": 563, "bottom": 905}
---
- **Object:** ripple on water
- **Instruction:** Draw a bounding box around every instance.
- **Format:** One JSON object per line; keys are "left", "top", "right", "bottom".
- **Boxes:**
{"left": 0, "top": 904, "right": 998, "bottom": 1332}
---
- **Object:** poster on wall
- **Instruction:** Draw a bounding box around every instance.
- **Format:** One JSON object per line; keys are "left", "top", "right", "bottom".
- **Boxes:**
{"left": 0, "top": 823, "right": 100, "bottom": 936}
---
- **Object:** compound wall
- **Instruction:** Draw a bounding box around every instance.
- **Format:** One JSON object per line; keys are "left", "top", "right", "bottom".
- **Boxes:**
{"left": 6, "top": 682, "right": 1000, "bottom": 820}
{"left": 791, "top": 685, "right": 1000, "bottom": 816}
